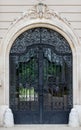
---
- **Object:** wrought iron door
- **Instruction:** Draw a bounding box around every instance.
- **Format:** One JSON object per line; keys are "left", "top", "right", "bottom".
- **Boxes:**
{"left": 9, "top": 28, "right": 72, "bottom": 124}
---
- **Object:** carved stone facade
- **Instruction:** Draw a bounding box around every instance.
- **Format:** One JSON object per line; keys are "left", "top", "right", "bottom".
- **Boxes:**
{"left": 0, "top": 2, "right": 81, "bottom": 127}
{"left": 9, "top": 3, "right": 73, "bottom": 31}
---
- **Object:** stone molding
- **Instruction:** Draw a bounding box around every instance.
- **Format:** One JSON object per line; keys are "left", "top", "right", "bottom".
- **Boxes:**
{"left": 9, "top": 2, "right": 79, "bottom": 40}
{"left": 11, "top": 3, "right": 70, "bottom": 25}
{"left": 5, "top": 2, "right": 79, "bottom": 53}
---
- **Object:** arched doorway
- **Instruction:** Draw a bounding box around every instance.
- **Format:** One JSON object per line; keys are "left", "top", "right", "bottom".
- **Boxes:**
{"left": 9, "top": 27, "right": 72, "bottom": 124}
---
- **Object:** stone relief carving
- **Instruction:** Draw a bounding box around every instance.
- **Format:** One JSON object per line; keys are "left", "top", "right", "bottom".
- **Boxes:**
{"left": 10, "top": 2, "right": 71, "bottom": 28}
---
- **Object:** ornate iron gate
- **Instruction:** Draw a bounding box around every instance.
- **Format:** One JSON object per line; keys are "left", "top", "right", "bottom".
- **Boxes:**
{"left": 9, "top": 27, "right": 72, "bottom": 124}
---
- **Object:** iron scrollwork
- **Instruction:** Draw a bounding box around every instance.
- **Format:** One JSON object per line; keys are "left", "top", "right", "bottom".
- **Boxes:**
{"left": 10, "top": 27, "right": 73, "bottom": 124}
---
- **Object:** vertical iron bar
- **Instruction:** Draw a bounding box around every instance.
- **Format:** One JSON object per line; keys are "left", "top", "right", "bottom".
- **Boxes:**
{"left": 39, "top": 28, "right": 44, "bottom": 123}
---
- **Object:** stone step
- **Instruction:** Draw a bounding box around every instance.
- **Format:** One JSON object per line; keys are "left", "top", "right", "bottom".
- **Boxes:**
{"left": 0, "top": 125, "right": 81, "bottom": 130}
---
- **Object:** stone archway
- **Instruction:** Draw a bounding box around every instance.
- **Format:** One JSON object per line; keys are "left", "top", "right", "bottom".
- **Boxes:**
{"left": 0, "top": 3, "right": 80, "bottom": 126}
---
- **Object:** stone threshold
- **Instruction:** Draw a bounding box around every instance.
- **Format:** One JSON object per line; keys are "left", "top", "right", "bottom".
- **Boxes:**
{"left": 0, "top": 125, "right": 81, "bottom": 130}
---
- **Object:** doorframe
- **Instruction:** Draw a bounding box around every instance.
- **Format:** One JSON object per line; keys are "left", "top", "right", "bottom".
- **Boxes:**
{"left": 0, "top": 3, "right": 80, "bottom": 109}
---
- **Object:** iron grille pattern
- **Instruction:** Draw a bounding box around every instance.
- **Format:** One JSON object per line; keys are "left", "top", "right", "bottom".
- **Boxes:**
{"left": 9, "top": 27, "right": 72, "bottom": 124}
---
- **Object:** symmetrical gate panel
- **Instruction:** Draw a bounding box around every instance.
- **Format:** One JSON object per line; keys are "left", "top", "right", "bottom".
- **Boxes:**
{"left": 9, "top": 28, "right": 72, "bottom": 124}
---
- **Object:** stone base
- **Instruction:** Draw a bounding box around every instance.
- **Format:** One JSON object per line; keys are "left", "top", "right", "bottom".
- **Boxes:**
{"left": 3, "top": 108, "right": 14, "bottom": 127}
{"left": 75, "top": 105, "right": 81, "bottom": 125}
{"left": 69, "top": 105, "right": 81, "bottom": 127}
{"left": 0, "top": 105, "right": 8, "bottom": 126}
{"left": 0, "top": 105, "right": 14, "bottom": 127}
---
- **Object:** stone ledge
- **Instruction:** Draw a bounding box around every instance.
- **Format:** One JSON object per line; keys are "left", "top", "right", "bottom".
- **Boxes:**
{"left": 0, "top": 125, "right": 81, "bottom": 130}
